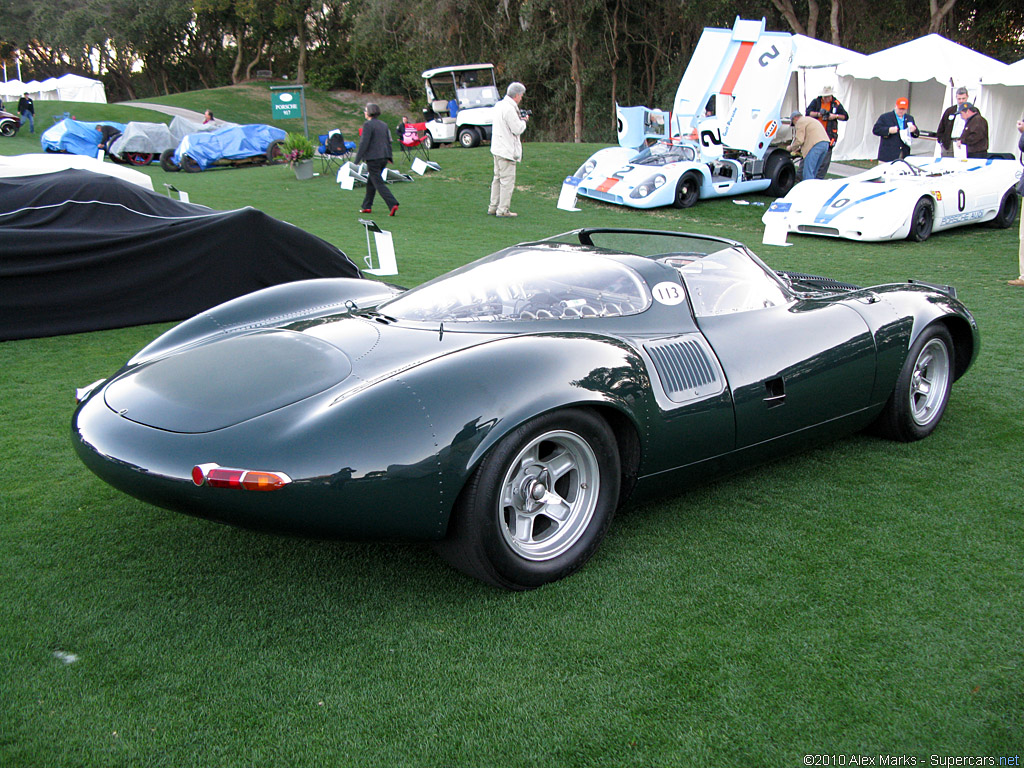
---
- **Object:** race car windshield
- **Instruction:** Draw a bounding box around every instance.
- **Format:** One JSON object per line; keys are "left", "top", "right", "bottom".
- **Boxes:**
{"left": 635, "top": 141, "right": 697, "bottom": 165}
{"left": 380, "top": 249, "right": 651, "bottom": 323}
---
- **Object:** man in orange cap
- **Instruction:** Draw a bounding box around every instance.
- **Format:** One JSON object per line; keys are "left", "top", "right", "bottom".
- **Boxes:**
{"left": 872, "top": 97, "right": 919, "bottom": 162}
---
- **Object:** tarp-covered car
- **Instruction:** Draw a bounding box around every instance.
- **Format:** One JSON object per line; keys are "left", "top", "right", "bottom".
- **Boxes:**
{"left": 162, "top": 123, "right": 287, "bottom": 172}
{"left": 0, "top": 170, "right": 361, "bottom": 340}
{"left": 73, "top": 228, "right": 978, "bottom": 590}
{"left": 41, "top": 118, "right": 126, "bottom": 157}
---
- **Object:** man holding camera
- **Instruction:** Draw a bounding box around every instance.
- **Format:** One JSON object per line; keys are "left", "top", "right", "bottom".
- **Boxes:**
{"left": 489, "top": 82, "right": 529, "bottom": 218}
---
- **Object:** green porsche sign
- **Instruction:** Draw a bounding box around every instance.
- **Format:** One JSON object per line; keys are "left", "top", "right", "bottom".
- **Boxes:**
{"left": 270, "top": 87, "right": 303, "bottom": 120}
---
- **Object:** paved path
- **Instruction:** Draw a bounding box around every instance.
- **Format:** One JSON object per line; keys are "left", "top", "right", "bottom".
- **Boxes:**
{"left": 827, "top": 162, "right": 863, "bottom": 178}
{"left": 117, "top": 101, "right": 206, "bottom": 122}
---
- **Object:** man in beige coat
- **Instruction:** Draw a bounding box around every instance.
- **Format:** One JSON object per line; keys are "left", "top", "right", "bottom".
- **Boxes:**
{"left": 489, "top": 82, "right": 529, "bottom": 217}
{"left": 788, "top": 112, "right": 830, "bottom": 182}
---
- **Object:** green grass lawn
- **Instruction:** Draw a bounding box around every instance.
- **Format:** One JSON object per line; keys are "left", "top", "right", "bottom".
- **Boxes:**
{"left": 1, "top": 89, "right": 1022, "bottom": 767}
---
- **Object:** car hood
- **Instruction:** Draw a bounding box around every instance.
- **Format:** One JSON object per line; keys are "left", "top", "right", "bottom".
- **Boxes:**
{"left": 102, "top": 317, "right": 502, "bottom": 433}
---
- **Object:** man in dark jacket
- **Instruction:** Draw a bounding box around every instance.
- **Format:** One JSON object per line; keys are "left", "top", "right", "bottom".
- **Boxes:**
{"left": 873, "top": 97, "right": 918, "bottom": 162}
{"left": 804, "top": 85, "right": 848, "bottom": 178}
{"left": 17, "top": 93, "right": 34, "bottom": 134}
{"left": 956, "top": 103, "right": 988, "bottom": 158}
{"left": 354, "top": 103, "right": 399, "bottom": 216}
{"left": 936, "top": 86, "right": 969, "bottom": 156}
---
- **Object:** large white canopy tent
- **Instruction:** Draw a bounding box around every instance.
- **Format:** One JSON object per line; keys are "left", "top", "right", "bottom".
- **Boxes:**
{"left": 832, "top": 34, "right": 1008, "bottom": 160}
{"left": 978, "top": 59, "right": 1024, "bottom": 160}
{"left": 0, "top": 74, "right": 107, "bottom": 104}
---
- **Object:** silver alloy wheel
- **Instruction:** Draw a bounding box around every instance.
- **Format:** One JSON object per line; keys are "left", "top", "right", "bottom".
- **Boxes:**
{"left": 498, "top": 429, "right": 601, "bottom": 561}
{"left": 909, "top": 337, "right": 951, "bottom": 426}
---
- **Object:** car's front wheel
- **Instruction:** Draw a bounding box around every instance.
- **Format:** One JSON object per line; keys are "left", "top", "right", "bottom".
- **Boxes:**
{"left": 988, "top": 188, "right": 1019, "bottom": 229}
{"left": 436, "top": 409, "right": 620, "bottom": 590}
{"left": 159, "top": 149, "right": 180, "bottom": 172}
{"left": 266, "top": 139, "right": 285, "bottom": 164}
{"left": 673, "top": 172, "right": 701, "bottom": 208}
{"left": 908, "top": 197, "right": 934, "bottom": 241}
{"left": 872, "top": 325, "right": 954, "bottom": 442}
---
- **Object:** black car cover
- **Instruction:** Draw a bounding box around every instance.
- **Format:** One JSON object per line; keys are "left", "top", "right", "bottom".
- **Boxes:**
{"left": 0, "top": 170, "right": 362, "bottom": 340}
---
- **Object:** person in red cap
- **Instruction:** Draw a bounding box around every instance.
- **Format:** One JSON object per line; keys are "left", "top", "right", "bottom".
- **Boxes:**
{"left": 872, "top": 97, "right": 919, "bottom": 162}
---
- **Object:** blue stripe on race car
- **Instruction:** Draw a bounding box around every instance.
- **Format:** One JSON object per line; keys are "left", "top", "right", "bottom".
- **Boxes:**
{"left": 813, "top": 184, "right": 899, "bottom": 225}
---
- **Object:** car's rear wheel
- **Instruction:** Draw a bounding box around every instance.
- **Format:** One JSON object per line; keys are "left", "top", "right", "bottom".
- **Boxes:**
{"left": 765, "top": 151, "right": 797, "bottom": 196}
{"left": 988, "top": 188, "right": 1019, "bottom": 229}
{"left": 125, "top": 152, "right": 155, "bottom": 166}
{"left": 436, "top": 408, "right": 620, "bottom": 590}
{"left": 907, "top": 197, "right": 934, "bottom": 241}
{"left": 673, "top": 172, "right": 701, "bottom": 208}
{"left": 159, "top": 149, "right": 180, "bottom": 172}
{"left": 872, "top": 325, "right": 954, "bottom": 442}
{"left": 181, "top": 155, "right": 202, "bottom": 173}
{"left": 266, "top": 139, "right": 285, "bottom": 164}
{"left": 0, "top": 120, "right": 18, "bottom": 137}
{"left": 458, "top": 127, "right": 481, "bottom": 148}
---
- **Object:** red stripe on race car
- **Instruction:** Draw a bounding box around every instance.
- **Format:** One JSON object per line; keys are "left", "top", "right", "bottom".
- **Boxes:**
{"left": 597, "top": 178, "right": 620, "bottom": 193}
{"left": 720, "top": 41, "right": 754, "bottom": 96}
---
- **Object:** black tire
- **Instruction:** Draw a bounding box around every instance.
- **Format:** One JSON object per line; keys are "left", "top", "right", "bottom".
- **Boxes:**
{"left": 872, "top": 325, "right": 954, "bottom": 442}
{"left": 0, "top": 120, "right": 19, "bottom": 137}
{"left": 266, "top": 139, "right": 285, "bottom": 164}
{"left": 107, "top": 152, "right": 126, "bottom": 164}
{"left": 422, "top": 132, "right": 435, "bottom": 151}
{"left": 907, "top": 197, "right": 934, "bottom": 241}
{"left": 159, "top": 149, "right": 180, "bottom": 172}
{"left": 181, "top": 155, "right": 202, "bottom": 173}
{"left": 672, "top": 172, "right": 701, "bottom": 209}
{"left": 764, "top": 151, "right": 797, "bottom": 196}
{"left": 435, "top": 408, "right": 620, "bottom": 590}
{"left": 458, "top": 127, "right": 481, "bottom": 148}
{"left": 988, "top": 188, "right": 1019, "bottom": 229}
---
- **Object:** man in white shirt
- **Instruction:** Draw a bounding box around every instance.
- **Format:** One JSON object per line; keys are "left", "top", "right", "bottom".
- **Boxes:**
{"left": 488, "top": 82, "right": 529, "bottom": 218}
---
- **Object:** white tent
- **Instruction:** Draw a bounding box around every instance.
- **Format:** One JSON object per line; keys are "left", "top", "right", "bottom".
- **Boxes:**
{"left": 832, "top": 34, "right": 1008, "bottom": 160}
{"left": 54, "top": 74, "right": 107, "bottom": 103}
{"left": 0, "top": 79, "right": 27, "bottom": 102}
{"left": 782, "top": 35, "right": 866, "bottom": 149}
{"left": 978, "top": 59, "right": 1024, "bottom": 160}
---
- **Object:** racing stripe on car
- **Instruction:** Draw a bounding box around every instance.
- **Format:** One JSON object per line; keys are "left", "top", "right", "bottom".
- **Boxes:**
{"left": 813, "top": 184, "right": 899, "bottom": 225}
{"left": 597, "top": 178, "right": 620, "bottom": 193}
{"left": 720, "top": 41, "right": 754, "bottom": 95}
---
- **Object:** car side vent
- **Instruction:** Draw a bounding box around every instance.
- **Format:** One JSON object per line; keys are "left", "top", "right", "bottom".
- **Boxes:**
{"left": 644, "top": 336, "right": 724, "bottom": 404}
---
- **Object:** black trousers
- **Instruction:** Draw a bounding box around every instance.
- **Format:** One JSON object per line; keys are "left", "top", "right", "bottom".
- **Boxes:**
{"left": 361, "top": 159, "right": 398, "bottom": 210}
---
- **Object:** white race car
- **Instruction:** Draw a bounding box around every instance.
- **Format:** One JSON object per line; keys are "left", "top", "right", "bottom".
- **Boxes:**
{"left": 762, "top": 157, "right": 1022, "bottom": 242}
{"left": 573, "top": 18, "right": 798, "bottom": 210}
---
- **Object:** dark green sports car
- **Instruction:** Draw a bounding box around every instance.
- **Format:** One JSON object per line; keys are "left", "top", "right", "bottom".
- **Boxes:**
{"left": 73, "top": 228, "right": 979, "bottom": 589}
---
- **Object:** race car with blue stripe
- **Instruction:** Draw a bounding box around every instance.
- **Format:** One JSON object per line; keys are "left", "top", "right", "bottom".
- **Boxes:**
{"left": 761, "top": 157, "right": 1021, "bottom": 242}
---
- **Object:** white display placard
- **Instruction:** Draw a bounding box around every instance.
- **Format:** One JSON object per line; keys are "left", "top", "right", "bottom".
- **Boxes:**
{"left": 411, "top": 157, "right": 427, "bottom": 175}
{"left": 557, "top": 176, "right": 581, "bottom": 211}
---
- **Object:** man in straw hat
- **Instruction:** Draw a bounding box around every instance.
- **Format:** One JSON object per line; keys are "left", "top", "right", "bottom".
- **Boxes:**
{"left": 804, "top": 85, "right": 848, "bottom": 178}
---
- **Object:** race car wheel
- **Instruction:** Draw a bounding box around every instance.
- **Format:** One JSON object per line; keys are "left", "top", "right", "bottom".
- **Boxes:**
{"left": 159, "top": 149, "right": 180, "bottom": 172}
{"left": 988, "top": 188, "right": 1019, "bottom": 229}
{"left": 125, "top": 152, "right": 155, "bottom": 166}
{"left": 422, "top": 132, "right": 435, "bottom": 151}
{"left": 907, "top": 197, "right": 934, "bottom": 241}
{"left": 872, "top": 324, "right": 954, "bottom": 442}
{"left": 458, "top": 127, "right": 481, "bottom": 148}
{"left": 1, "top": 120, "right": 20, "bottom": 137}
{"left": 266, "top": 139, "right": 285, "bottom": 164}
{"left": 436, "top": 408, "right": 620, "bottom": 590}
{"left": 765, "top": 151, "right": 797, "bottom": 197}
{"left": 673, "top": 172, "right": 701, "bottom": 208}
{"left": 181, "top": 155, "right": 202, "bottom": 173}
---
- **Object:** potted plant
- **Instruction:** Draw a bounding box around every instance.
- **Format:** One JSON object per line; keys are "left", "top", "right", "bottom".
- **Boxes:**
{"left": 283, "top": 133, "right": 317, "bottom": 179}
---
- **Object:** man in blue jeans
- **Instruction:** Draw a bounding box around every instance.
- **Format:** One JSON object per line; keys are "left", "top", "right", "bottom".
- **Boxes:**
{"left": 17, "top": 93, "right": 34, "bottom": 134}
{"left": 788, "top": 111, "right": 829, "bottom": 182}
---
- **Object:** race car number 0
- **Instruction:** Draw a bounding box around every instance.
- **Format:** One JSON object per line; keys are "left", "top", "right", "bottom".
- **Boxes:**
{"left": 652, "top": 282, "right": 686, "bottom": 306}
{"left": 958, "top": 189, "right": 966, "bottom": 211}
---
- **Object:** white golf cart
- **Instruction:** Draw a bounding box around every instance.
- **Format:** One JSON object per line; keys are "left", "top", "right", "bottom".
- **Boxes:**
{"left": 420, "top": 64, "right": 499, "bottom": 149}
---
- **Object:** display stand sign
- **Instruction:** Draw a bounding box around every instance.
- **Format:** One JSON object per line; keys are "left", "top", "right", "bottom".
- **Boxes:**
{"left": 557, "top": 176, "right": 581, "bottom": 211}
{"left": 761, "top": 201, "right": 792, "bottom": 246}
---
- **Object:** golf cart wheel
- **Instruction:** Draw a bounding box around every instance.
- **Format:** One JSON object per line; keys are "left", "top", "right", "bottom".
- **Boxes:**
{"left": 181, "top": 155, "right": 202, "bottom": 173}
{"left": 907, "top": 197, "right": 934, "bottom": 242}
{"left": 266, "top": 139, "right": 285, "bottom": 164}
{"left": 125, "top": 152, "right": 155, "bottom": 166}
{"left": 458, "top": 127, "right": 481, "bottom": 148}
{"left": 423, "top": 132, "right": 435, "bottom": 151}
{"left": 159, "top": 149, "right": 180, "bottom": 172}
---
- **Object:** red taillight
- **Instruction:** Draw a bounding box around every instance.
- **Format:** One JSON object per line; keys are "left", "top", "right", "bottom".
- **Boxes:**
{"left": 192, "top": 463, "right": 291, "bottom": 491}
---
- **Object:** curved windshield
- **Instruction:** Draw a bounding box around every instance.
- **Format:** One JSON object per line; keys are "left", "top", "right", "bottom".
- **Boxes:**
{"left": 381, "top": 248, "right": 651, "bottom": 323}
{"left": 665, "top": 246, "right": 789, "bottom": 317}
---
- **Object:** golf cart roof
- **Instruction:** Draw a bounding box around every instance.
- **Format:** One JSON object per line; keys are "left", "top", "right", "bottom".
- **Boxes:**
{"left": 422, "top": 64, "right": 495, "bottom": 79}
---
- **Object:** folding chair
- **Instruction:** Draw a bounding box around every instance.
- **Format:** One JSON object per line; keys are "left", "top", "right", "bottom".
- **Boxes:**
{"left": 316, "top": 129, "right": 354, "bottom": 174}
{"left": 399, "top": 122, "right": 431, "bottom": 165}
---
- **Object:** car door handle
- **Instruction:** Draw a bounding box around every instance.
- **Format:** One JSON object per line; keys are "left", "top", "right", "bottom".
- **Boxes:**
{"left": 763, "top": 377, "right": 786, "bottom": 408}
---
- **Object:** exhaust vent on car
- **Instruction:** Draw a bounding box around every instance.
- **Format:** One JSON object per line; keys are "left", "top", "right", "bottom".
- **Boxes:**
{"left": 644, "top": 335, "right": 724, "bottom": 404}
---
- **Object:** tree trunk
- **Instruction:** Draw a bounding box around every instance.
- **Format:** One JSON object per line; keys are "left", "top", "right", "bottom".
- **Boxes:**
{"left": 571, "top": 33, "right": 583, "bottom": 142}
{"left": 245, "top": 38, "right": 265, "bottom": 82}
{"left": 295, "top": 13, "right": 308, "bottom": 85}
{"left": 927, "top": 0, "right": 958, "bottom": 33}
{"left": 231, "top": 25, "right": 245, "bottom": 85}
